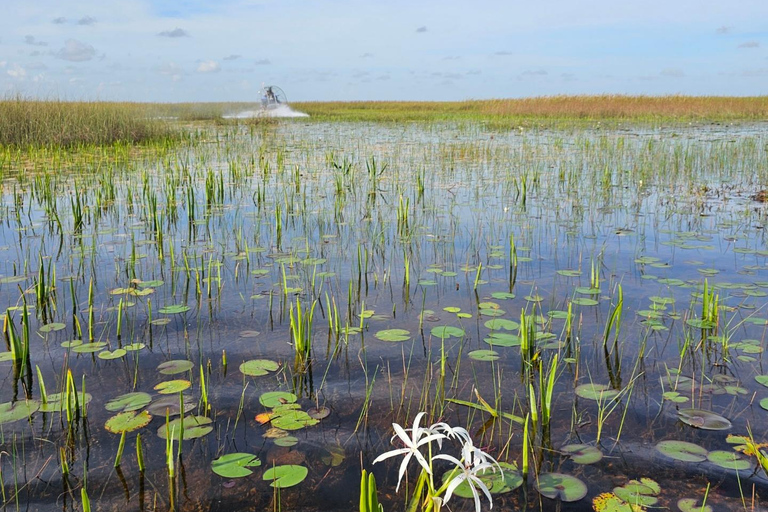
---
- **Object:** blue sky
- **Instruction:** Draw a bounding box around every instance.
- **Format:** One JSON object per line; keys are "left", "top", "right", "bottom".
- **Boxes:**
{"left": 1, "top": 0, "right": 766, "bottom": 102}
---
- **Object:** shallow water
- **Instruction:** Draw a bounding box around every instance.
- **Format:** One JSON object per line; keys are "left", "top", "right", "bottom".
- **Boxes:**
{"left": 1, "top": 121, "right": 767, "bottom": 511}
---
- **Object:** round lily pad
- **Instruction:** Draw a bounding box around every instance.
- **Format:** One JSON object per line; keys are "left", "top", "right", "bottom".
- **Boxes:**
{"left": 98, "top": 349, "right": 127, "bottom": 360}
{"left": 262, "top": 465, "right": 308, "bottom": 488}
{"left": 154, "top": 380, "right": 191, "bottom": 394}
{"left": 260, "top": 391, "right": 297, "bottom": 408}
{"left": 105, "top": 411, "right": 152, "bottom": 434}
{"left": 678, "top": 498, "right": 713, "bottom": 512}
{"left": 468, "top": 349, "right": 499, "bottom": 361}
{"left": 39, "top": 322, "right": 66, "bottom": 333}
{"left": 374, "top": 329, "right": 411, "bottom": 342}
{"left": 105, "top": 392, "right": 152, "bottom": 412}
{"left": 707, "top": 450, "right": 750, "bottom": 470}
{"left": 656, "top": 440, "right": 708, "bottom": 462}
{"left": 755, "top": 375, "right": 768, "bottom": 388}
{"left": 158, "top": 305, "right": 190, "bottom": 314}
{"left": 535, "top": 473, "right": 587, "bottom": 502}
{"left": 212, "top": 453, "right": 261, "bottom": 478}
{"left": 678, "top": 408, "right": 731, "bottom": 431}
{"left": 484, "top": 319, "right": 519, "bottom": 331}
{"left": 274, "top": 436, "right": 299, "bottom": 447}
{"left": 561, "top": 444, "right": 602, "bottom": 464}
{"left": 307, "top": 406, "right": 331, "bottom": 420}
{"left": 593, "top": 492, "right": 634, "bottom": 512}
{"left": 430, "top": 326, "right": 465, "bottom": 339}
{"left": 575, "top": 383, "right": 620, "bottom": 401}
{"left": 0, "top": 400, "right": 40, "bottom": 424}
{"left": 491, "top": 292, "right": 515, "bottom": 300}
{"left": 572, "top": 298, "right": 599, "bottom": 306}
{"left": 146, "top": 395, "right": 196, "bottom": 416}
{"left": 484, "top": 332, "right": 521, "bottom": 347}
{"left": 613, "top": 480, "right": 659, "bottom": 507}
{"left": 157, "top": 415, "right": 213, "bottom": 440}
{"left": 441, "top": 462, "right": 521, "bottom": 498}
{"left": 240, "top": 359, "right": 279, "bottom": 377}
{"left": 270, "top": 408, "right": 319, "bottom": 430}
{"left": 157, "top": 360, "right": 194, "bottom": 375}
{"left": 72, "top": 342, "right": 108, "bottom": 353}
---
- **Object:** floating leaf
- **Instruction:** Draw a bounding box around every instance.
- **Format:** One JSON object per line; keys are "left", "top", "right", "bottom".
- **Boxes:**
{"left": 613, "top": 479, "right": 659, "bottom": 507}
{"left": 491, "top": 292, "right": 515, "bottom": 300}
{"left": 534, "top": 473, "right": 587, "bottom": 502}
{"left": 678, "top": 498, "right": 713, "bottom": 512}
{"left": 483, "top": 332, "right": 521, "bottom": 347}
{"left": 105, "top": 392, "right": 151, "bottom": 412}
{"left": 593, "top": 493, "right": 635, "bottom": 512}
{"left": 105, "top": 411, "right": 152, "bottom": 434}
{"left": 262, "top": 465, "right": 308, "bottom": 489}
{"left": 72, "top": 342, "right": 108, "bottom": 353}
{"left": 557, "top": 270, "right": 581, "bottom": 277}
{"left": 321, "top": 444, "right": 345, "bottom": 467}
{"left": 706, "top": 450, "right": 750, "bottom": 470}
{"left": 154, "top": 380, "right": 191, "bottom": 394}
{"left": 662, "top": 391, "right": 689, "bottom": 403}
{"left": 212, "top": 453, "right": 261, "bottom": 478}
{"left": 755, "top": 375, "right": 768, "bottom": 388}
{"left": 430, "top": 326, "right": 465, "bottom": 339}
{"left": 575, "top": 383, "right": 620, "bottom": 401}
{"left": 468, "top": 349, "right": 499, "bottom": 362}
{"left": 260, "top": 391, "right": 297, "bottom": 408}
{"left": 157, "top": 415, "right": 213, "bottom": 440}
{"left": 374, "top": 329, "right": 411, "bottom": 342}
{"left": 157, "top": 360, "right": 194, "bottom": 375}
{"left": 124, "top": 343, "right": 146, "bottom": 351}
{"left": 561, "top": 444, "right": 602, "bottom": 464}
{"left": 484, "top": 319, "right": 519, "bottom": 331}
{"left": 656, "top": 440, "right": 708, "bottom": 462}
{"left": 98, "top": 349, "right": 126, "bottom": 360}
{"left": 270, "top": 408, "right": 319, "bottom": 430}
{"left": 158, "top": 305, "right": 190, "bottom": 314}
{"left": 240, "top": 359, "right": 279, "bottom": 377}
{"left": 678, "top": 408, "right": 731, "bottom": 431}
{"left": 39, "top": 322, "right": 66, "bottom": 333}
{"left": 307, "top": 406, "right": 331, "bottom": 420}
{"left": 0, "top": 400, "right": 40, "bottom": 424}
{"left": 146, "top": 395, "right": 196, "bottom": 416}
{"left": 572, "top": 297, "right": 599, "bottom": 306}
{"left": 274, "top": 436, "right": 298, "bottom": 447}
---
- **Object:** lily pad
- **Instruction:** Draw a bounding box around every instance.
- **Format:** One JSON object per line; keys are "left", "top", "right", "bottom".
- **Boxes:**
{"left": 270, "top": 408, "right": 319, "bottom": 430}
{"left": 154, "top": 380, "right": 191, "bottom": 394}
{"left": 157, "top": 415, "right": 213, "bottom": 440}
{"left": 274, "top": 436, "right": 299, "bottom": 447}
{"left": 575, "top": 383, "right": 620, "bottom": 401}
{"left": 707, "top": 450, "right": 751, "bottom": 470}
{"left": 158, "top": 305, "right": 191, "bottom": 314}
{"left": 146, "top": 395, "right": 196, "bottom": 416}
{"left": 262, "top": 465, "right": 308, "bottom": 488}
{"left": 441, "top": 461, "right": 521, "bottom": 498}
{"left": 484, "top": 319, "right": 519, "bottom": 331}
{"left": 561, "top": 444, "right": 602, "bottom": 464}
{"left": 39, "top": 392, "right": 92, "bottom": 413}
{"left": 260, "top": 391, "right": 297, "bottom": 408}
{"left": 572, "top": 297, "right": 599, "bottom": 306}
{"left": 98, "top": 349, "right": 126, "bottom": 360}
{"left": 307, "top": 406, "right": 331, "bottom": 420}
{"left": 430, "top": 326, "right": 465, "bottom": 339}
{"left": 240, "top": 359, "right": 279, "bottom": 377}
{"left": 534, "top": 472, "right": 587, "bottom": 502}
{"left": 105, "top": 411, "right": 152, "bottom": 434}
{"left": 105, "top": 392, "right": 152, "bottom": 412}
{"left": 678, "top": 498, "right": 713, "bottom": 512}
{"left": 39, "top": 322, "right": 66, "bottom": 333}
{"left": 484, "top": 332, "right": 521, "bottom": 347}
{"left": 0, "top": 400, "right": 40, "bottom": 424}
{"left": 72, "top": 342, "right": 108, "bottom": 353}
{"left": 593, "top": 493, "right": 635, "bottom": 512}
{"left": 158, "top": 360, "right": 194, "bottom": 375}
{"left": 211, "top": 453, "right": 261, "bottom": 478}
{"left": 374, "top": 329, "right": 411, "bottom": 342}
{"left": 656, "top": 440, "right": 708, "bottom": 462}
{"left": 678, "top": 408, "right": 731, "bottom": 431}
{"left": 468, "top": 349, "right": 499, "bottom": 361}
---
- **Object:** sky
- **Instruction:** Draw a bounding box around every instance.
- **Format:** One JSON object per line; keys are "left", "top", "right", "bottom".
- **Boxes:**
{"left": 1, "top": 0, "right": 767, "bottom": 102}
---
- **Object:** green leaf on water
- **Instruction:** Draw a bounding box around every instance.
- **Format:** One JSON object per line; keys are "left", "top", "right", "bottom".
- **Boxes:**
{"left": 490, "top": 292, "right": 515, "bottom": 300}
{"left": 706, "top": 450, "right": 750, "bottom": 470}
{"left": 72, "top": 342, "right": 107, "bottom": 353}
{"left": 575, "top": 383, "right": 620, "bottom": 401}
{"left": 146, "top": 395, "right": 196, "bottom": 416}
{"left": 98, "top": 349, "right": 126, "bottom": 360}
{"left": 154, "top": 380, "right": 191, "bottom": 394}
{"left": 468, "top": 349, "right": 499, "bottom": 362}
{"left": 0, "top": 400, "right": 40, "bottom": 424}
{"left": 483, "top": 332, "right": 521, "bottom": 347}
{"left": 158, "top": 305, "right": 191, "bottom": 314}
{"left": 105, "top": 411, "right": 152, "bottom": 434}
{"left": 534, "top": 472, "right": 587, "bottom": 502}
{"left": 662, "top": 391, "right": 689, "bottom": 403}
{"left": 39, "top": 322, "right": 66, "bottom": 333}
{"left": 755, "top": 375, "right": 768, "bottom": 388}
{"left": 105, "top": 392, "right": 152, "bottom": 412}
{"left": 677, "top": 408, "right": 731, "bottom": 431}
{"left": 484, "top": 319, "right": 519, "bottom": 331}
{"left": 39, "top": 392, "right": 92, "bottom": 413}
{"left": 556, "top": 270, "right": 581, "bottom": 277}
{"left": 678, "top": 498, "right": 713, "bottom": 512}
{"left": 656, "top": 440, "right": 708, "bottom": 462}
{"left": 374, "top": 329, "right": 411, "bottom": 342}
{"left": 561, "top": 444, "right": 602, "bottom": 464}
{"left": 262, "top": 465, "right": 308, "bottom": 489}
{"left": 572, "top": 297, "right": 599, "bottom": 306}
{"left": 259, "top": 391, "right": 297, "bottom": 408}
{"left": 157, "top": 360, "right": 194, "bottom": 375}
{"left": 274, "top": 436, "right": 299, "bottom": 447}
{"left": 430, "top": 326, "right": 465, "bottom": 339}
{"left": 211, "top": 453, "right": 261, "bottom": 478}
{"left": 240, "top": 359, "right": 279, "bottom": 377}
{"left": 270, "top": 408, "right": 319, "bottom": 430}
{"left": 157, "top": 415, "right": 213, "bottom": 440}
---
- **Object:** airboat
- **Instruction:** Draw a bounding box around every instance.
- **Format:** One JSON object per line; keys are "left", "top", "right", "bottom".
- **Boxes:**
{"left": 259, "top": 85, "right": 287, "bottom": 111}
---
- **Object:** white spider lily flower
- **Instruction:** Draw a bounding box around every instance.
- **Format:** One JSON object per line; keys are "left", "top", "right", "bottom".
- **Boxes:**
{"left": 429, "top": 422, "right": 472, "bottom": 445}
{"left": 373, "top": 412, "right": 446, "bottom": 492}
{"left": 433, "top": 440, "right": 501, "bottom": 512}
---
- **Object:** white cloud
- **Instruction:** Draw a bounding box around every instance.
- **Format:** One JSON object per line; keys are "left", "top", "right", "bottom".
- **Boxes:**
{"left": 196, "top": 60, "right": 221, "bottom": 73}
{"left": 56, "top": 39, "right": 96, "bottom": 62}
{"left": 156, "top": 62, "right": 184, "bottom": 82}
{"left": 7, "top": 64, "right": 27, "bottom": 79}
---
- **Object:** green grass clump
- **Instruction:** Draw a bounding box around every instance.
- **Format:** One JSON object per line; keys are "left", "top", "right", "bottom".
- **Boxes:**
{"left": 0, "top": 97, "right": 172, "bottom": 148}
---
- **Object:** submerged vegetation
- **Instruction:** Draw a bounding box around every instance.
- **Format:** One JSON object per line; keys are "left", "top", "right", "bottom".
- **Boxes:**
{"left": 0, "top": 101, "right": 767, "bottom": 511}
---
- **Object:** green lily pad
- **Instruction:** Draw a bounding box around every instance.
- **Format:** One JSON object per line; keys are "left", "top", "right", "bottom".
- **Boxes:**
{"left": 0, "top": 400, "right": 40, "bottom": 424}
{"left": 374, "top": 329, "right": 411, "bottom": 342}
{"left": 430, "top": 326, "right": 465, "bottom": 339}
{"left": 678, "top": 408, "right": 731, "bottom": 431}
{"left": 484, "top": 319, "right": 519, "bottom": 331}
{"left": 105, "top": 411, "right": 152, "bottom": 434}
{"left": 479, "top": 308, "right": 506, "bottom": 317}
{"left": 557, "top": 270, "right": 581, "bottom": 277}
{"left": 575, "top": 383, "right": 620, "bottom": 401}
{"left": 139, "top": 280, "right": 164, "bottom": 288}
{"left": 535, "top": 473, "right": 587, "bottom": 502}
{"left": 154, "top": 380, "right": 191, "bottom": 394}
{"left": 593, "top": 492, "right": 635, "bottom": 512}
{"left": 98, "top": 349, "right": 127, "bottom": 360}
{"left": 211, "top": 453, "right": 261, "bottom": 478}
{"left": 124, "top": 342, "right": 146, "bottom": 351}
{"left": 755, "top": 375, "right": 768, "bottom": 388}
{"left": 39, "top": 392, "right": 92, "bottom": 413}
{"left": 72, "top": 342, "right": 108, "bottom": 353}
{"left": 105, "top": 392, "right": 152, "bottom": 412}
{"left": 274, "top": 436, "right": 299, "bottom": 447}
{"left": 707, "top": 450, "right": 750, "bottom": 470}
{"left": 561, "top": 444, "right": 602, "bottom": 464}
{"left": 491, "top": 292, "right": 515, "bottom": 300}
{"left": 663, "top": 391, "right": 689, "bottom": 403}
{"left": 442, "top": 461, "right": 522, "bottom": 498}
{"left": 484, "top": 332, "right": 521, "bottom": 347}
{"left": 613, "top": 479, "right": 659, "bottom": 507}
{"left": 270, "top": 408, "right": 319, "bottom": 430}
{"left": 656, "top": 440, "right": 708, "bottom": 462}
{"left": 572, "top": 297, "right": 599, "bottom": 306}
{"left": 547, "top": 310, "right": 569, "bottom": 319}
{"left": 259, "top": 391, "right": 297, "bottom": 408}
{"left": 39, "top": 322, "right": 66, "bottom": 333}
{"left": 158, "top": 360, "right": 194, "bottom": 375}
{"left": 146, "top": 395, "right": 196, "bottom": 416}
{"left": 240, "top": 359, "right": 279, "bottom": 377}
{"left": 157, "top": 415, "right": 213, "bottom": 440}
{"left": 158, "top": 305, "right": 191, "bottom": 314}
{"left": 678, "top": 498, "right": 713, "bottom": 512}
{"left": 468, "top": 349, "right": 499, "bottom": 361}
{"left": 262, "top": 465, "right": 308, "bottom": 488}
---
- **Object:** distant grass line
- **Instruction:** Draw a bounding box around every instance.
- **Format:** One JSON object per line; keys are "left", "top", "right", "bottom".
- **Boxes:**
{"left": 0, "top": 98, "right": 173, "bottom": 148}
{"left": 294, "top": 95, "right": 768, "bottom": 123}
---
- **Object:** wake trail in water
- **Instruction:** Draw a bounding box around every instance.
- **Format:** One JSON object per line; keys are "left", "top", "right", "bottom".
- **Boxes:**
{"left": 225, "top": 105, "right": 309, "bottom": 119}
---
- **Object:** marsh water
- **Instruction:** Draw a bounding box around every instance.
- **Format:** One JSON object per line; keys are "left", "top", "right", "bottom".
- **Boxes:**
{"left": 1, "top": 120, "right": 768, "bottom": 511}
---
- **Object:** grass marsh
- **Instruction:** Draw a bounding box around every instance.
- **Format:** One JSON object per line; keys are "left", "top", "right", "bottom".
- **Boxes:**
{"left": 0, "top": 106, "right": 767, "bottom": 511}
